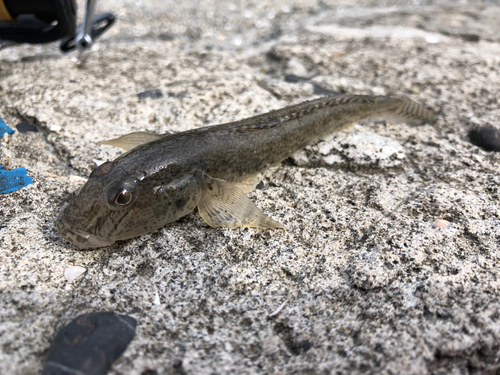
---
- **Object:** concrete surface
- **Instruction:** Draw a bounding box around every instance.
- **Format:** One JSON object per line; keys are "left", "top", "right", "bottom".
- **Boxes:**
{"left": 1, "top": 0, "right": 500, "bottom": 374}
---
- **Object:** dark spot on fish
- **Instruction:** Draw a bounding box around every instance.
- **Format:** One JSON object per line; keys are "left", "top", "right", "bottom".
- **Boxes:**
{"left": 176, "top": 198, "right": 187, "bottom": 209}
{"left": 90, "top": 161, "right": 114, "bottom": 178}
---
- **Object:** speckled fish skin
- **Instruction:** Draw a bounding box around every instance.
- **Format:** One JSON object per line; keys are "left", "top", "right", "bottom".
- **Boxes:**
{"left": 56, "top": 95, "right": 436, "bottom": 248}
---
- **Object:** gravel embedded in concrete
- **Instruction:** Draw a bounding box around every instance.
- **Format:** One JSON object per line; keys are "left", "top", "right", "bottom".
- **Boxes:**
{"left": 1, "top": 1, "right": 500, "bottom": 374}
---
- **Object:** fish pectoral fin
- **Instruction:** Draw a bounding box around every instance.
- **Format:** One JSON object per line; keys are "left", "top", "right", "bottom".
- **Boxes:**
{"left": 198, "top": 178, "right": 284, "bottom": 229}
{"left": 98, "top": 131, "right": 163, "bottom": 151}
{"left": 233, "top": 173, "right": 263, "bottom": 194}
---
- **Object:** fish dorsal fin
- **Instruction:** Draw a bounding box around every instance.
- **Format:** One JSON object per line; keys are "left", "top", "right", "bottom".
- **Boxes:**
{"left": 98, "top": 131, "right": 163, "bottom": 151}
{"left": 233, "top": 173, "right": 263, "bottom": 194}
{"left": 198, "top": 177, "right": 284, "bottom": 229}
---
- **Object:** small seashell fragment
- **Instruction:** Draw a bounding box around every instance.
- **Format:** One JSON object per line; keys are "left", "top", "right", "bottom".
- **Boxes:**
{"left": 268, "top": 301, "right": 287, "bottom": 318}
{"left": 92, "top": 159, "right": 106, "bottom": 166}
{"left": 69, "top": 175, "right": 88, "bottom": 184}
{"left": 434, "top": 219, "right": 450, "bottom": 228}
{"left": 64, "top": 266, "right": 86, "bottom": 282}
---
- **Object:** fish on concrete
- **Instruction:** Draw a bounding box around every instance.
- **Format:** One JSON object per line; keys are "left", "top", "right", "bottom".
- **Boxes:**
{"left": 56, "top": 95, "right": 436, "bottom": 248}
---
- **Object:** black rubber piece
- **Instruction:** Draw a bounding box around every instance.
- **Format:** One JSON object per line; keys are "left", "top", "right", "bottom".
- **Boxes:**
{"left": 0, "top": 0, "right": 76, "bottom": 44}
{"left": 16, "top": 123, "right": 38, "bottom": 133}
{"left": 42, "top": 312, "right": 136, "bottom": 375}
{"left": 469, "top": 127, "right": 500, "bottom": 152}
{"left": 4, "top": 0, "right": 55, "bottom": 19}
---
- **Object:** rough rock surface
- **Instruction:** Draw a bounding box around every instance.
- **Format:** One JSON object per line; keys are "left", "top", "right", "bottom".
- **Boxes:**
{"left": 1, "top": 0, "right": 500, "bottom": 374}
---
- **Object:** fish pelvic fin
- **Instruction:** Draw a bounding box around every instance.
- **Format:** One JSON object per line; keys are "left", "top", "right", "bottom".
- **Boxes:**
{"left": 98, "top": 131, "right": 163, "bottom": 151}
{"left": 198, "top": 177, "right": 284, "bottom": 229}
{"left": 233, "top": 173, "right": 263, "bottom": 194}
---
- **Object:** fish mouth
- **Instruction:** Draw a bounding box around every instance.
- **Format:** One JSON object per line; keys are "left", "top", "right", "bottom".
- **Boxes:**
{"left": 56, "top": 212, "right": 115, "bottom": 249}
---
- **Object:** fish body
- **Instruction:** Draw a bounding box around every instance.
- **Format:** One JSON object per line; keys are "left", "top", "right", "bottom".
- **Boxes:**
{"left": 57, "top": 95, "right": 436, "bottom": 248}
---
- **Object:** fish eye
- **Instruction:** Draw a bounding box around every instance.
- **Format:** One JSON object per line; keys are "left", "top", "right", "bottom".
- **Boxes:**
{"left": 115, "top": 190, "right": 133, "bottom": 206}
{"left": 107, "top": 180, "right": 137, "bottom": 209}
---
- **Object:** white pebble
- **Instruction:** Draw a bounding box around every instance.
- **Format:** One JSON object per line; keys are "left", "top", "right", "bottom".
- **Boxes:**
{"left": 232, "top": 36, "right": 243, "bottom": 46}
{"left": 64, "top": 266, "right": 86, "bottom": 282}
{"left": 425, "top": 35, "right": 440, "bottom": 44}
{"left": 85, "top": 100, "right": 108, "bottom": 107}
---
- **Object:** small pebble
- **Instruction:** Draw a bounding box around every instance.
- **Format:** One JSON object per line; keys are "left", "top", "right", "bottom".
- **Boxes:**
{"left": 313, "top": 84, "right": 340, "bottom": 96}
{"left": 158, "top": 32, "right": 176, "bottom": 41}
{"left": 284, "top": 74, "right": 308, "bottom": 83}
{"left": 137, "top": 89, "right": 163, "bottom": 100}
{"left": 469, "top": 127, "right": 500, "bottom": 152}
{"left": 459, "top": 33, "right": 480, "bottom": 42}
{"left": 85, "top": 100, "right": 108, "bottom": 107}
{"left": 434, "top": 219, "right": 450, "bottom": 228}
{"left": 43, "top": 312, "right": 136, "bottom": 375}
{"left": 425, "top": 35, "right": 441, "bottom": 44}
{"left": 16, "top": 123, "right": 38, "bottom": 133}
{"left": 48, "top": 124, "right": 62, "bottom": 132}
{"left": 64, "top": 266, "right": 86, "bottom": 282}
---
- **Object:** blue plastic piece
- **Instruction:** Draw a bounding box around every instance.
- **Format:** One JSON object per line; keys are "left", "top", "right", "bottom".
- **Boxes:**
{"left": 0, "top": 116, "right": 15, "bottom": 138}
{"left": 0, "top": 165, "right": 33, "bottom": 194}
{"left": 0, "top": 116, "right": 33, "bottom": 193}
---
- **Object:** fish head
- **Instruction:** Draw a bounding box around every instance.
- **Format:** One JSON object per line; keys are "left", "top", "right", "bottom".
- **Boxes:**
{"left": 56, "top": 161, "right": 203, "bottom": 249}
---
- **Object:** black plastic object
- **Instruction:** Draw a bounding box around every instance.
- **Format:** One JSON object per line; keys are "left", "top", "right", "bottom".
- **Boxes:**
{"left": 0, "top": 0, "right": 76, "bottom": 44}
{"left": 60, "top": 12, "right": 115, "bottom": 52}
{"left": 16, "top": 123, "right": 38, "bottom": 133}
{"left": 43, "top": 312, "right": 136, "bottom": 375}
{"left": 469, "top": 127, "right": 500, "bottom": 152}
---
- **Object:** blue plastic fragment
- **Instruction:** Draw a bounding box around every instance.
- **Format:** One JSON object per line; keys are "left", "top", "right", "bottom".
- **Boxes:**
{"left": 0, "top": 117, "right": 32, "bottom": 193}
{"left": 0, "top": 116, "right": 15, "bottom": 138}
{"left": 0, "top": 165, "right": 33, "bottom": 194}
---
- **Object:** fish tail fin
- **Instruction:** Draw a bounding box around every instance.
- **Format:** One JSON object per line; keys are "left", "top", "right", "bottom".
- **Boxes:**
{"left": 383, "top": 98, "right": 436, "bottom": 125}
